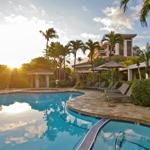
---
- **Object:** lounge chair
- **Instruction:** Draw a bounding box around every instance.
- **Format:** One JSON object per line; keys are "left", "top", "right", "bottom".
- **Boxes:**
{"left": 106, "top": 86, "right": 132, "bottom": 102}
{"left": 110, "top": 82, "right": 119, "bottom": 90}
{"left": 98, "top": 81, "right": 119, "bottom": 92}
{"left": 98, "top": 81, "right": 106, "bottom": 88}
{"left": 105, "top": 83, "right": 130, "bottom": 95}
{"left": 86, "top": 82, "right": 100, "bottom": 90}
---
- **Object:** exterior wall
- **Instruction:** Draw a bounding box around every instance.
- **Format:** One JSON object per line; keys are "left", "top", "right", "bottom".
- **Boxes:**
{"left": 105, "top": 45, "right": 110, "bottom": 57}
{"left": 101, "top": 36, "right": 134, "bottom": 57}
{"left": 124, "top": 40, "right": 127, "bottom": 56}
{"left": 127, "top": 40, "right": 132, "bottom": 56}
{"left": 128, "top": 69, "right": 132, "bottom": 81}
{"left": 115, "top": 43, "right": 119, "bottom": 55}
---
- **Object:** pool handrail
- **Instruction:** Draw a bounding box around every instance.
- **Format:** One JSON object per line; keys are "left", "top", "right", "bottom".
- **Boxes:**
{"left": 77, "top": 118, "right": 110, "bottom": 150}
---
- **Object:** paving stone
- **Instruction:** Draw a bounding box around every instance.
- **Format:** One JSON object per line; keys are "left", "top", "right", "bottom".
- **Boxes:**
{"left": 67, "top": 90, "right": 150, "bottom": 126}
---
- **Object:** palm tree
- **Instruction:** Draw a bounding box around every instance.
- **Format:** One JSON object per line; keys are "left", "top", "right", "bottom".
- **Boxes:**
{"left": 61, "top": 45, "right": 70, "bottom": 70}
{"left": 60, "top": 45, "right": 70, "bottom": 80}
{"left": 139, "top": 43, "right": 150, "bottom": 78}
{"left": 45, "top": 42, "right": 61, "bottom": 73}
{"left": 68, "top": 40, "right": 84, "bottom": 71}
{"left": 120, "top": 0, "right": 150, "bottom": 26}
{"left": 40, "top": 28, "right": 58, "bottom": 48}
{"left": 102, "top": 31, "right": 123, "bottom": 61}
{"left": 46, "top": 42, "right": 69, "bottom": 80}
{"left": 45, "top": 42, "right": 58, "bottom": 61}
{"left": 136, "top": 61, "right": 142, "bottom": 80}
{"left": 84, "top": 39, "right": 101, "bottom": 71}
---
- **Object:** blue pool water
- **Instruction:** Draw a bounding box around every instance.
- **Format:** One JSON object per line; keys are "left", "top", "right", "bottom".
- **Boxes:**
{"left": 0, "top": 92, "right": 150, "bottom": 150}
{"left": 92, "top": 121, "right": 150, "bottom": 150}
{"left": 0, "top": 92, "right": 97, "bottom": 150}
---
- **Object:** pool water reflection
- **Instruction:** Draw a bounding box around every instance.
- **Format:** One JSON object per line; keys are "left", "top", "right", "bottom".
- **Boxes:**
{"left": 0, "top": 92, "right": 97, "bottom": 150}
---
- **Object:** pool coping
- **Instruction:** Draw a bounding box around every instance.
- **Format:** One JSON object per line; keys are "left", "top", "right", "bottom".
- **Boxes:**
{"left": 0, "top": 88, "right": 82, "bottom": 95}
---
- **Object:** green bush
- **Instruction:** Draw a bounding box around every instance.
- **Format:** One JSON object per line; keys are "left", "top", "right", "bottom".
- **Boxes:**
{"left": 58, "top": 80, "right": 75, "bottom": 87}
{"left": 49, "top": 81, "right": 56, "bottom": 87}
{"left": 74, "top": 81, "right": 87, "bottom": 89}
{"left": 132, "top": 79, "right": 150, "bottom": 106}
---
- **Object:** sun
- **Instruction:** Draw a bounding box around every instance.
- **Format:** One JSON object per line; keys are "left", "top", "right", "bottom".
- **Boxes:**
{"left": 7, "top": 62, "right": 21, "bottom": 69}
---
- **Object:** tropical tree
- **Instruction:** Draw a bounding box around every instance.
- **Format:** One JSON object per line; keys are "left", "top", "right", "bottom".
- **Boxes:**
{"left": 68, "top": 40, "right": 84, "bottom": 71}
{"left": 40, "top": 28, "right": 58, "bottom": 48}
{"left": 120, "top": 0, "right": 150, "bottom": 26}
{"left": 102, "top": 31, "right": 123, "bottom": 61}
{"left": 61, "top": 45, "right": 70, "bottom": 70}
{"left": 136, "top": 61, "right": 142, "bottom": 80}
{"left": 46, "top": 42, "right": 58, "bottom": 61}
{"left": 133, "top": 45, "right": 141, "bottom": 56}
{"left": 58, "top": 45, "right": 70, "bottom": 80}
{"left": 84, "top": 39, "right": 101, "bottom": 71}
{"left": 139, "top": 43, "right": 150, "bottom": 78}
{"left": 45, "top": 42, "right": 69, "bottom": 80}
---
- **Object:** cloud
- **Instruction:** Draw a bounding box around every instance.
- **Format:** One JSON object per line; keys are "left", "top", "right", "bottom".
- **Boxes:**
{"left": 81, "top": 33, "right": 101, "bottom": 40}
{"left": 5, "top": 124, "right": 46, "bottom": 144}
{"left": 93, "top": 6, "right": 134, "bottom": 32}
{"left": 130, "top": 4, "right": 142, "bottom": 20}
{"left": 0, "top": 1, "right": 48, "bottom": 23}
{"left": 0, "top": 120, "right": 35, "bottom": 132}
{"left": 136, "top": 34, "right": 150, "bottom": 39}
{"left": 82, "top": 6, "right": 88, "bottom": 12}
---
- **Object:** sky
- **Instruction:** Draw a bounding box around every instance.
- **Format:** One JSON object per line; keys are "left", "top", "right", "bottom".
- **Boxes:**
{"left": 0, "top": 0, "right": 150, "bottom": 67}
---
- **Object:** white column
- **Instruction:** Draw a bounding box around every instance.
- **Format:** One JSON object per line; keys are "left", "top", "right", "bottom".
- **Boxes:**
{"left": 115, "top": 43, "right": 119, "bottom": 55}
{"left": 35, "top": 74, "right": 39, "bottom": 88}
{"left": 124, "top": 40, "right": 127, "bottom": 56}
{"left": 128, "top": 69, "right": 132, "bottom": 81}
{"left": 145, "top": 73, "right": 149, "bottom": 79}
{"left": 46, "top": 75, "right": 50, "bottom": 88}
{"left": 131, "top": 39, "right": 133, "bottom": 56}
{"left": 106, "top": 45, "right": 109, "bottom": 57}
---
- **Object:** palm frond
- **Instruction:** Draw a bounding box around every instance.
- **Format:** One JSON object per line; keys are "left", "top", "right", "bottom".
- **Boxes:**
{"left": 120, "top": 0, "right": 130, "bottom": 12}
{"left": 140, "top": 0, "right": 150, "bottom": 27}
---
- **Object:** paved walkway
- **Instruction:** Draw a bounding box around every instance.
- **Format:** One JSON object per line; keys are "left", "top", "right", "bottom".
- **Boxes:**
{"left": 67, "top": 90, "right": 150, "bottom": 126}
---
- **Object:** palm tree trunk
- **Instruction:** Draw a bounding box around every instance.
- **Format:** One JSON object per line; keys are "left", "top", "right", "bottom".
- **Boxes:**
{"left": 146, "top": 60, "right": 150, "bottom": 78}
{"left": 91, "top": 56, "right": 94, "bottom": 73}
{"left": 46, "top": 40, "right": 48, "bottom": 48}
{"left": 64, "top": 56, "right": 66, "bottom": 80}
{"left": 74, "top": 53, "right": 76, "bottom": 72}
{"left": 137, "top": 66, "right": 142, "bottom": 80}
{"left": 109, "top": 46, "right": 112, "bottom": 61}
{"left": 59, "top": 59, "right": 62, "bottom": 81}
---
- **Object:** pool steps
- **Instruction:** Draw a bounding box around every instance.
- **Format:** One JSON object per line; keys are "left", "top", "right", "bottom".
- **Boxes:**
{"left": 77, "top": 118, "right": 110, "bottom": 150}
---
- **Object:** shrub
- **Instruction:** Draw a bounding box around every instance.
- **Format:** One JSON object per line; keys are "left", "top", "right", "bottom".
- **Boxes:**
{"left": 58, "top": 80, "right": 75, "bottom": 87}
{"left": 74, "top": 81, "right": 87, "bottom": 89}
{"left": 49, "top": 81, "right": 56, "bottom": 87}
{"left": 132, "top": 79, "right": 150, "bottom": 106}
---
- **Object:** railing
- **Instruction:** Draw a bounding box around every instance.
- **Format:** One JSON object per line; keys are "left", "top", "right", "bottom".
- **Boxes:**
{"left": 77, "top": 118, "right": 110, "bottom": 150}
{"left": 115, "top": 131, "right": 150, "bottom": 150}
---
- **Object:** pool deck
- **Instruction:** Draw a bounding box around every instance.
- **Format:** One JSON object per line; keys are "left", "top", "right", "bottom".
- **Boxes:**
{"left": 0, "top": 88, "right": 150, "bottom": 126}
{"left": 67, "top": 90, "right": 150, "bottom": 126}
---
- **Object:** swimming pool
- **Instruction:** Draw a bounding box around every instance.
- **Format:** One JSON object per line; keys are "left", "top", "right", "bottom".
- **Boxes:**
{"left": 0, "top": 92, "right": 150, "bottom": 150}
{"left": 0, "top": 92, "right": 98, "bottom": 150}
